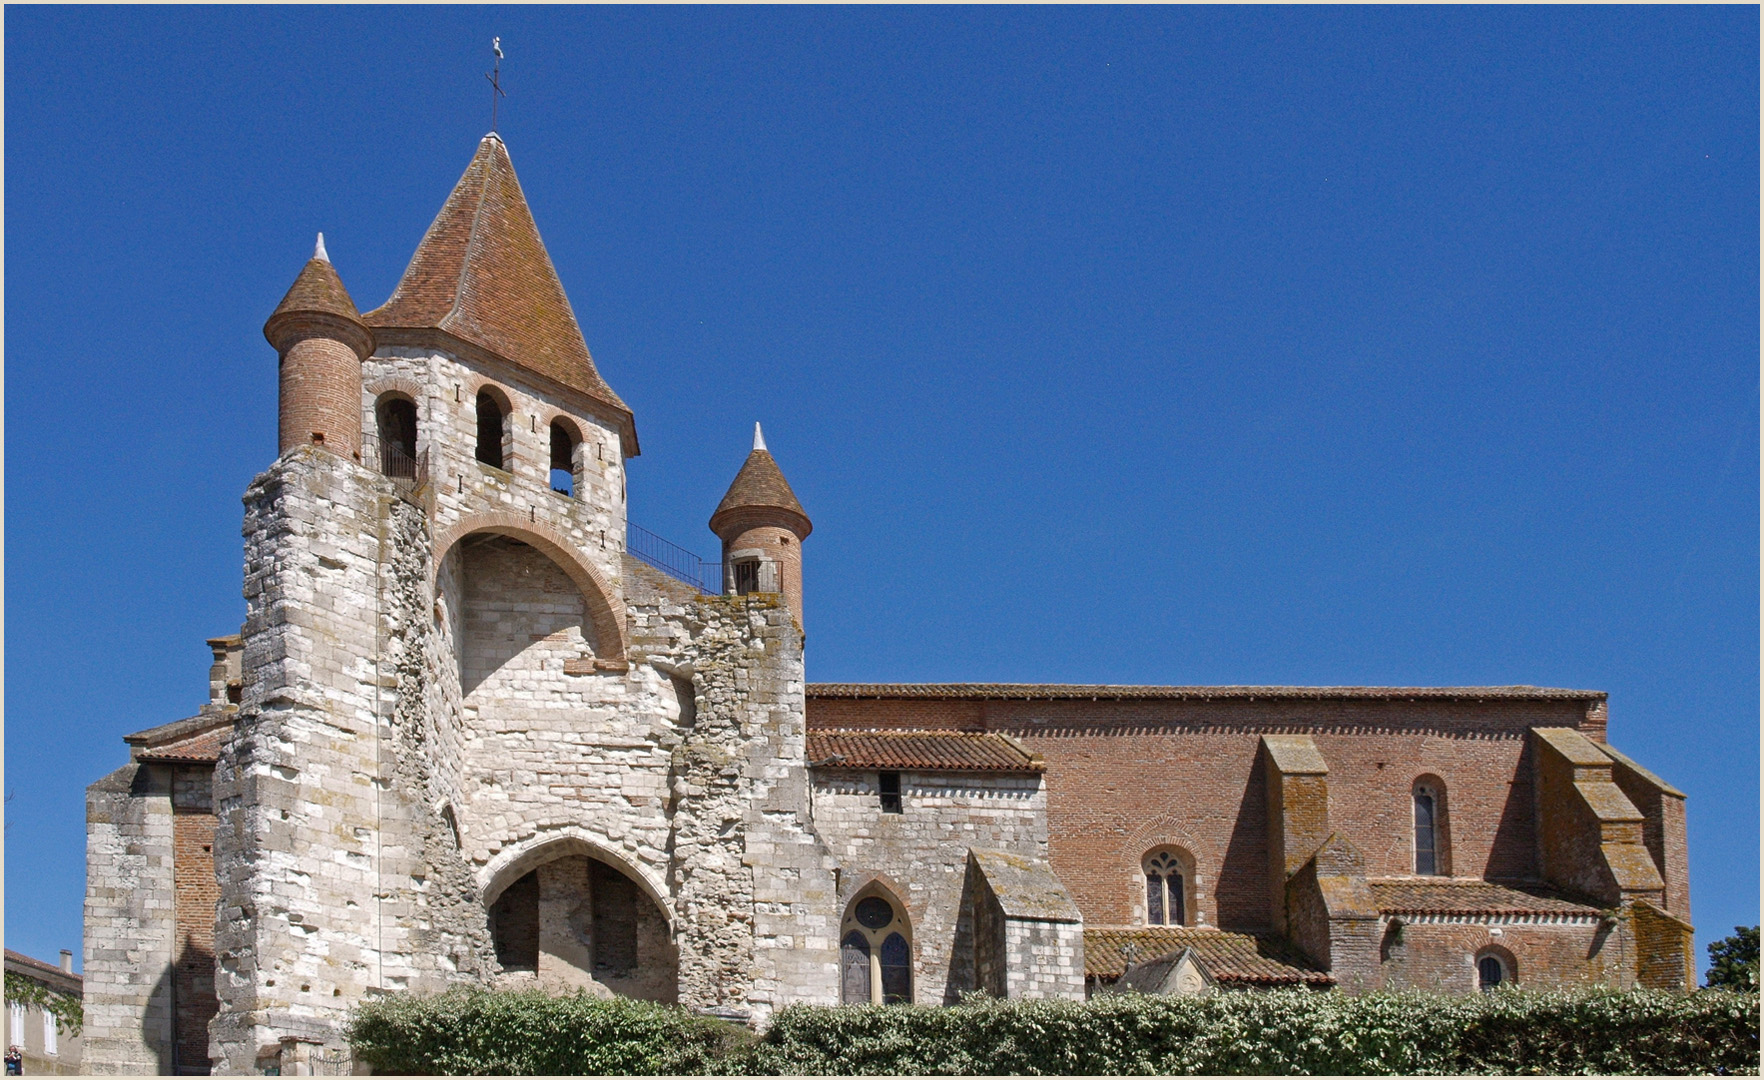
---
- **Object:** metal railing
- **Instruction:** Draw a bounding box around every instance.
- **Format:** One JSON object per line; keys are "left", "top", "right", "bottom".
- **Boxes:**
{"left": 362, "top": 433, "right": 429, "bottom": 495}
{"left": 627, "top": 522, "right": 721, "bottom": 595}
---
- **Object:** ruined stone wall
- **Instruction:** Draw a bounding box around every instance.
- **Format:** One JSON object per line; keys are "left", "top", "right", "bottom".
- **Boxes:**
{"left": 623, "top": 579, "right": 840, "bottom": 1021}
{"left": 82, "top": 763, "right": 176, "bottom": 1075}
{"left": 209, "top": 448, "right": 478, "bottom": 1073}
{"left": 379, "top": 497, "right": 501, "bottom": 994}
{"left": 810, "top": 771, "right": 1049, "bottom": 1005}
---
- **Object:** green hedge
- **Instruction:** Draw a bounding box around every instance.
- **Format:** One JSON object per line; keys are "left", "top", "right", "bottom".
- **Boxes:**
{"left": 346, "top": 989, "right": 750, "bottom": 1075}
{"left": 348, "top": 986, "right": 1760, "bottom": 1075}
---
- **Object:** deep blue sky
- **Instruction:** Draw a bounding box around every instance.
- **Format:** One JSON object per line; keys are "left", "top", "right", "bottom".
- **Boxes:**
{"left": 6, "top": 7, "right": 1757, "bottom": 976}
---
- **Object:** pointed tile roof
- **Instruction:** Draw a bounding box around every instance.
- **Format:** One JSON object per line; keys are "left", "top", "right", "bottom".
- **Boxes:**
{"left": 264, "top": 242, "right": 372, "bottom": 354}
{"left": 364, "top": 134, "right": 633, "bottom": 443}
{"left": 709, "top": 432, "right": 811, "bottom": 538}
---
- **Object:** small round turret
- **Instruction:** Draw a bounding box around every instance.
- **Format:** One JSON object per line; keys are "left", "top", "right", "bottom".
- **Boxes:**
{"left": 710, "top": 423, "right": 812, "bottom": 627}
{"left": 264, "top": 234, "right": 375, "bottom": 460}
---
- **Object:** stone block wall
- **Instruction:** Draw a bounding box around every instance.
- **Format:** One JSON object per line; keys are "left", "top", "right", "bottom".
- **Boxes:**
{"left": 83, "top": 763, "right": 176, "bottom": 1075}
{"left": 210, "top": 448, "right": 455, "bottom": 1072}
{"left": 959, "top": 850, "right": 1085, "bottom": 1001}
{"left": 812, "top": 771, "right": 1051, "bottom": 1004}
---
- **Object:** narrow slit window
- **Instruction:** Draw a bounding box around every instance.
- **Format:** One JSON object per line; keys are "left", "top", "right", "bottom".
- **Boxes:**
{"left": 1414, "top": 788, "right": 1437, "bottom": 876}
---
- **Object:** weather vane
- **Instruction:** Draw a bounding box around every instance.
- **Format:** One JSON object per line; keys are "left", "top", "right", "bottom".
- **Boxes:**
{"left": 486, "top": 37, "right": 506, "bottom": 132}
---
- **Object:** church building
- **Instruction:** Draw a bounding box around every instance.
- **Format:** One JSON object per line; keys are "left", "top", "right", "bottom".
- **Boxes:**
{"left": 83, "top": 134, "right": 1696, "bottom": 1075}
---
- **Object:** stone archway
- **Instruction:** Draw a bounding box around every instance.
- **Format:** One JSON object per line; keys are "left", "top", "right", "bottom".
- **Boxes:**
{"left": 479, "top": 834, "right": 676, "bottom": 1002}
{"left": 433, "top": 513, "right": 627, "bottom": 661}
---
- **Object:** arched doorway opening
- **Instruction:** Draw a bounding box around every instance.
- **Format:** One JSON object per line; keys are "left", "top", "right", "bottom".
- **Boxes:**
{"left": 486, "top": 850, "right": 677, "bottom": 1003}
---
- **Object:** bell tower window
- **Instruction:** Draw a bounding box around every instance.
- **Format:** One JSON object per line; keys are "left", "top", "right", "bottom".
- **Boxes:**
{"left": 476, "top": 389, "right": 507, "bottom": 470}
{"left": 375, "top": 395, "right": 418, "bottom": 479}
{"left": 549, "top": 420, "right": 579, "bottom": 497}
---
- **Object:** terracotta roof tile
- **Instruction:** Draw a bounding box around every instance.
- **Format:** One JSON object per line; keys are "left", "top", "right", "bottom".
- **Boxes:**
{"left": 364, "top": 135, "right": 632, "bottom": 437}
{"left": 807, "top": 683, "right": 1604, "bottom": 702}
{"left": 136, "top": 725, "right": 229, "bottom": 764}
{"left": 709, "top": 449, "right": 811, "bottom": 537}
{"left": 806, "top": 730, "right": 1042, "bottom": 773}
{"left": 266, "top": 256, "right": 365, "bottom": 330}
{"left": 1084, "top": 927, "right": 1333, "bottom": 986}
{"left": 1370, "top": 879, "right": 1601, "bottom": 918}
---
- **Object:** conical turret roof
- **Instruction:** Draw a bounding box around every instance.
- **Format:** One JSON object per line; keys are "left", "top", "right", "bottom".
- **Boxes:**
{"left": 364, "top": 134, "right": 633, "bottom": 441}
{"left": 264, "top": 235, "right": 372, "bottom": 353}
{"left": 710, "top": 424, "right": 812, "bottom": 538}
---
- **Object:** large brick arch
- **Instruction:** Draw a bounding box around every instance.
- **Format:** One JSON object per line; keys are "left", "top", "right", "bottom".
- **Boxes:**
{"left": 433, "top": 513, "right": 627, "bottom": 660}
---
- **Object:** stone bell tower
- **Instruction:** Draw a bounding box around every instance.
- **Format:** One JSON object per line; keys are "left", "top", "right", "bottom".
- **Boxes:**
{"left": 709, "top": 423, "right": 812, "bottom": 627}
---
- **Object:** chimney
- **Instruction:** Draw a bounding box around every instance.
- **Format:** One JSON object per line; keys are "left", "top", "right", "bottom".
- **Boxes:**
{"left": 59, "top": 950, "right": 72, "bottom": 973}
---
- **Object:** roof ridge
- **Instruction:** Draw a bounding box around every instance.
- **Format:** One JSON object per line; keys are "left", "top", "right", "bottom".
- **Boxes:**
{"left": 444, "top": 137, "right": 496, "bottom": 332}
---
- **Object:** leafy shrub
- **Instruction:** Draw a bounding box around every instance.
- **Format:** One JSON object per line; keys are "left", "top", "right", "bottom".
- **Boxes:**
{"left": 346, "top": 987, "right": 749, "bottom": 1075}
{"left": 348, "top": 985, "right": 1759, "bottom": 1075}
{"left": 751, "top": 989, "right": 1760, "bottom": 1075}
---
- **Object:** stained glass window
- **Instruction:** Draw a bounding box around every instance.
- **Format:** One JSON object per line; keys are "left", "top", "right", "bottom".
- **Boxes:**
{"left": 880, "top": 932, "right": 912, "bottom": 1004}
{"left": 841, "top": 931, "right": 872, "bottom": 1004}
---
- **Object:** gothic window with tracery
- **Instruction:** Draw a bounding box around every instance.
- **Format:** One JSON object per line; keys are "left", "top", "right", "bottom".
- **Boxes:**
{"left": 840, "top": 892, "right": 912, "bottom": 1004}
{"left": 1143, "top": 848, "right": 1189, "bottom": 926}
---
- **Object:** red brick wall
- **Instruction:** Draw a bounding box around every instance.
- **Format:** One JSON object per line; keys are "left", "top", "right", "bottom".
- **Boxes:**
{"left": 807, "top": 696, "right": 1594, "bottom": 933}
{"left": 1382, "top": 921, "right": 1626, "bottom": 992}
{"left": 278, "top": 333, "right": 363, "bottom": 460}
{"left": 1632, "top": 902, "right": 1696, "bottom": 991}
{"left": 722, "top": 524, "right": 805, "bottom": 629}
{"left": 172, "top": 767, "right": 219, "bottom": 1072}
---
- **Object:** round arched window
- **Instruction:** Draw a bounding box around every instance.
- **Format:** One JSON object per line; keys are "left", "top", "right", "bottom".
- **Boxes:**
{"left": 1477, "top": 953, "right": 1508, "bottom": 991}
